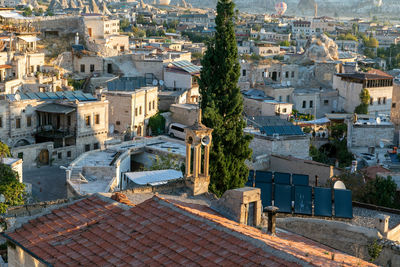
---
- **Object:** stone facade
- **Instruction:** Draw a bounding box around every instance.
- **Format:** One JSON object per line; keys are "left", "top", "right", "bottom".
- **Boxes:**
{"left": 268, "top": 154, "right": 342, "bottom": 187}
{"left": 348, "top": 124, "right": 395, "bottom": 148}
{"left": 170, "top": 103, "right": 199, "bottom": 126}
{"left": 243, "top": 98, "right": 292, "bottom": 117}
{"left": 249, "top": 134, "right": 310, "bottom": 160}
{"left": 103, "top": 86, "right": 158, "bottom": 137}
{"left": 212, "top": 187, "right": 262, "bottom": 226}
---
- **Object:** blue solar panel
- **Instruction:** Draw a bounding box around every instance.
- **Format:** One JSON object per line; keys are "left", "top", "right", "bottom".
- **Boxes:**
{"left": 256, "top": 182, "right": 272, "bottom": 207}
{"left": 55, "top": 92, "right": 66, "bottom": 98}
{"left": 246, "top": 170, "right": 254, "bottom": 187}
{"left": 83, "top": 93, "right": 97, "bottom": 100}
{"left": 19, "top": 93, "right": 30, "bottom": 100}
{"left": 45, "top": 92, "right": 58, "bottom": 99}
{"left": 274, "top": 172, "right": 290, "bottom": 184}
{"left": 274, "top": 184, "right": 292, "bottom": 213}
{"left": 26, "top": 92, "right": 39, "bottom": 99}
{"left": 256, "top": 171, "right": 272, "bottom": 183}
{"left": 36, "top": 92, "right": 49, "bottom": 99}
{"left": 314, "top": 187, "right": 332, "bottom": 217}
{"left": 334, "top": 189, "right": 353, "bottom": 219}
{"left": 292, "top": 174, "right": 309, "bottom": 186}
{"left": 294, "top": 186, "right": 312, "bottom": 215}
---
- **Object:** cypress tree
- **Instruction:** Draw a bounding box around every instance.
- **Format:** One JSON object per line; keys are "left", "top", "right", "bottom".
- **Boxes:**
{"left": 199, "top": 0, "right": 252, "bottom": 196}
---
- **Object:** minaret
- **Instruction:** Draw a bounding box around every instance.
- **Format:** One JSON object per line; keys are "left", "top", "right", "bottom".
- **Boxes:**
{"left": 184, "top": 109, "right": 213, "bottom": 196}
{"left": 314, "top": 3, "right": 318, "bottom": 18}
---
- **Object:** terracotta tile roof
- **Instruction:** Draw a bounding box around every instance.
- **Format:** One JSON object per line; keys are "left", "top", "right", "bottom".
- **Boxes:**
{"left": 3, "top": 194, "right": 376, "bottom": 266}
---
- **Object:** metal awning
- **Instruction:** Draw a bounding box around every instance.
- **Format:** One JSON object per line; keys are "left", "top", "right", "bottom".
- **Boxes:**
{"left": 35, "top": 103, "right": 75, "bottom": 114}
{"left": 18, "top": 36, "right": 40, "bottom": 43}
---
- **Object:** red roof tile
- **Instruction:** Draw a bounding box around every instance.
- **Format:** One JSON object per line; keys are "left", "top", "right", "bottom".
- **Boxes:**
{"left": 3, "top": 194, "right": 376, "bottom": 266}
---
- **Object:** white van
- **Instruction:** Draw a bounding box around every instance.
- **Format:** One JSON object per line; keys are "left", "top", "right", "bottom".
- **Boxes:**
{"left": 168, "top": 123, "right": 187, "bottom": 140}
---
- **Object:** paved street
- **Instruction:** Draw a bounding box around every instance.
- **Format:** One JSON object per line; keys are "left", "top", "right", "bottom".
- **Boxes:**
{"left": 23, "top": 166, "right": 67, "bottom": 202}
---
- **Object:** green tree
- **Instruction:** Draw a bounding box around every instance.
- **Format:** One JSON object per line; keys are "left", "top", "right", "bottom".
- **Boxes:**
{"left": 120, "top": 18, "right": 131, "bottom": 32}
{"left": 131, "top": 26, "right": 146, "bottom": 37}
{"left": 198, "top": 0, "right": 252, "bottom": 196}
{"left": 363, "top": 176, "right": 399, "bottom": 208}
{"left": 0, "top": 142, "right": 11, "bottom": 159}
{"left": 0, "top": 142, "right": 26, "bottom": 214}
{"left": 22, "top": 7, "right": 32, "bottom": 17}
{"left": 148, "top": 113, "right": 166, "bottom": 135}
{"left": 279, "top": 40, "right": 290, "bottom": 47}
{"left": 354, "top": 88, "right": 370, "bottom": 114}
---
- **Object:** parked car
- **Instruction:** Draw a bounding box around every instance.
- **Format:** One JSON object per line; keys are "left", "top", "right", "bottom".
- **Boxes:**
{"left": 168, "top": 123, "right": 187, "bottom": 140}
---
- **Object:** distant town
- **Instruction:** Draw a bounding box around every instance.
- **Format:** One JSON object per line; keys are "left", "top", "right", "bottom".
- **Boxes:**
{"left": 0, "top": 0, "right": 399, "bottom": 266}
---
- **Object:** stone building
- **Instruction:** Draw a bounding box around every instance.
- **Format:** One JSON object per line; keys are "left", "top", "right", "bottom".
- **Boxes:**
{"left": 291, "top": 88, "right": 340, "bottom": 118}
{"left": 164, "top": 60, "right": 201, "bottom": 90}
{"left": 103, "top": 81, "right": 158, "bottom": 137}
{"left": 83, "top": 14, "right": 129, "bottom": 55}
{"left": 333, "top": 72, "right": 394, "bottom": 115}
{"left": 0, "top": 92, "right": 108, "bottom": 169}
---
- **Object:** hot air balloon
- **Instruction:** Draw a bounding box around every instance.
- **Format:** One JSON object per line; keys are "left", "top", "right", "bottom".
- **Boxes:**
{"left": 373, "top": 0, "right": 382, "bottom": 7}
{"left": 275, "top": 2, "right": 287, "bottom": 16}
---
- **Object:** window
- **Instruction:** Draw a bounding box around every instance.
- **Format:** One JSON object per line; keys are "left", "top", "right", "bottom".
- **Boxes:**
{"left": 85, "top": 144, "right": 90, "bottom": 152}
{"left": 291, "top": 71, "right": 295, "bottom": 78}
{"left": 80, "top": 64, "right": 85, "bottom": 73}
{"left": 279, "top": 96, "right": 282, "bottom": 102}
{"left": 392, "top": 103, "right": 396, "bottom": 108}
{"left": 90, "top": 64, "right": 95, "bottom": 72}
{"left": 0, "top": 116, "right": 2, "bottom": 128}
{"left": 135, "top": 108, "right": 138, "bottom": 116}
{"left": 27, "top": 115, "right": 32, "bottom": 127}
{"left": 285, "top": 71, "right": 289, "bottom": 78}
{"left": 95, "top": 114, "right": 100, "bottom": 124}
{"left": 116, "top": 121, "right": 120, "bottom": 125}
{"left": 93, "top": 143, "right": 99, "bottom": 150}
{"left": 120, "top": 46, "right": 125, "bottom": 52}
{"left": 282, "top": 108, "right": 287, "bottom": 113}
{"left": 378, "top": 97, "right": 381, "bottom": 105}
{"left": 324, "top": 100, "right": 329, "bottom": 105}
{"left": 139, "top": 106, "right": 142, "bottom": 115}
{"left": 152, "top": 100, "right": 155, "bottom": 110}
{"left": 242, "top": 69, "right": 246, "bottom": 76}
{"left": 370, "top": 97, "right": 374, "bottom": 105}
{"left": 286, "top": 95, "right": 290, "bottom": 102}
{"left": 383, "top": 97, "right": 387, "bottom": 104}
{"left": 171, "top": 125, "right": 184, "bottom": 132}
{"left": 85, "top": 115, "right": 91, "bottom": 126}
{"left": 58, "top": 152, "right": 62, "bottom": 159}
{"left": 302, "top": 101, "right": 306, "bottom": 108}
{"left": 67, "top": 115, "right": 71, "bottom": 126}
{"left": 16, "top": 118, "right": 21, "bottom": 128}
{"left": 17, "top": 152, "right": 23, "bottom": 159}
{"left": 67, "top": 151, "right": 71, "bottom": 158}
{"left": 309, "top": 100, "right": 313, "bottom": 108}
{"left": 149, "top": 101, "right": 152, "bottom": 111}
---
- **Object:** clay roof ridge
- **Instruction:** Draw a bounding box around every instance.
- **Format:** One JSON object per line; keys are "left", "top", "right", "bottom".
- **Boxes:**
{"left": 152, "top": 196, "right": 310, "bottom": 266}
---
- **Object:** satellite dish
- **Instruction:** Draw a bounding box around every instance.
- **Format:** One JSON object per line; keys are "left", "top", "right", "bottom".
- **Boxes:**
{"left": 0, "top": 194, "right": 5, "bottom": 203}
{"left": 109, "top": 124, "right": 115, "bottom": 134}
{"left": 379, "top": 141, "right": 384, "bottom": 148}
{"left": 334, "top": 181, "right": 346, "bottom": 190}
{"left": 201, "top": 135, "right": 210, "bottom": 146}
{"left": 287, "top": 81, "right": 291, "bottom": 86}
{"left": 159, "top": 80, "right": 164, "bottom": 86}
{"left": 152, "top": 79, "right": 158, "bottom": 86}
{"left": 376, "top": 117, "right": 381, "bottom": 124}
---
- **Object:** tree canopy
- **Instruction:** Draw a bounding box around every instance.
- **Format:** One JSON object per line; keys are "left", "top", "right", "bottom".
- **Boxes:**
{"left": 199, "top": 0, "right": 252, "bottom": 196}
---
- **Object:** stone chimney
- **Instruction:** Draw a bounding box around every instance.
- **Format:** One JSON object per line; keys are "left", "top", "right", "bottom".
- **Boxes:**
{"left": 212, "top": 187, "right": 262, "bottom": 226}
{"left": 375, "top": 214, "right": 390, "bottom": 236}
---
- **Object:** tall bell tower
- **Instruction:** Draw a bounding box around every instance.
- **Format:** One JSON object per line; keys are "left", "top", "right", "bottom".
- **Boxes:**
{"left": 185, "top": 110, "right": 213, "bottom": 195}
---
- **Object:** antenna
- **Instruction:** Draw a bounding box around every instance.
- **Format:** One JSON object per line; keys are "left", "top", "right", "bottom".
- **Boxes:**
{"left": 152, "top": 79, "right": 158, "bottom": 86}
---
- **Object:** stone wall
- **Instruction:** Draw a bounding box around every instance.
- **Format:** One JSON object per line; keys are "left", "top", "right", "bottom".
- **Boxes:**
{"left": 7, "top": 245, "right": 47, "bottom": 267}
{"left": 170, "top": 104, "right": 199, "bottom": 126}
{"left": 268, "top": 154, "right": 342, "bottom": 186}
{"left": 82, "top": 166, "right": 115, "bottom": 180}
{"left": 349, "top": 124, "right": 395, "bottom": 148}
{"left": 31, "top": 16, "right": 85, "bottom": 37}
{"left": 249, "top": 134, "right": 310, "bottom": 160}
{"left": 277, "top": 217, "right": 400, "bottom": 266}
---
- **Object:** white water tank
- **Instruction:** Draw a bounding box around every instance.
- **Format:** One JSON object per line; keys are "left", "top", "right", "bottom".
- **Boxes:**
{"left": 159, "top": 0, "right": 170, "bottom": 5}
